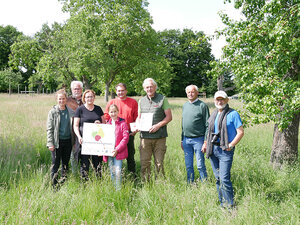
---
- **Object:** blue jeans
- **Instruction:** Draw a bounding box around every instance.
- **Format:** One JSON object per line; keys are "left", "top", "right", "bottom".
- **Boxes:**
{"left": 209, "top": 145, "right": 235, "bottom": 207}
{"left": 182, "top": 136, "right": 207, "bottom": 183}
{"left": 108, "top": 157, "right": 123, "bottom": 190}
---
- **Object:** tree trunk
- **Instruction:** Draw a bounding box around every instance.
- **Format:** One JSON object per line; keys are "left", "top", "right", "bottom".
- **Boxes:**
{"left": 217, "top": 74, "right": 224, "bottom": 91}
{"left": 270, "top": 112, "right": 300, "bottom": 168}
{"left": 82, "top": 76, "right": 92, "bottom": 89}
{"left": 105, "top": 83, "right": 109, "bottom": 102}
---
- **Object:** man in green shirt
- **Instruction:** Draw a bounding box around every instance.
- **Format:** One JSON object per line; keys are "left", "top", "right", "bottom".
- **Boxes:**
{"left": 138, "top": 78, "right": 172, "bottom": 181}
{"left": 181, "top": 85, "right": 209, "bottom": 183}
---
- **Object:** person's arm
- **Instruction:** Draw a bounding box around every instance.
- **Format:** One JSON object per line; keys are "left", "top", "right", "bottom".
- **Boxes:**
{"left": 95, "top": 107, "right": 106, "bottom": 124}
{"left": 181, "top": 105, "right": 184, "bottom": 151}
{"left": 73, "top": 117, "right": 83, "bottom": 145}
{"left": 114, "top": 122, "right": 130, "bottom": 156}
{"left": 201, "top": 104, "right": 210, "bottom": 153}
{"left": 130, "top": 100, "right": 139, "bottom": 136}
{"left": 149, "top": 108, "right": 172, "bottom": 133}
{"left": 46, "top": 110, "right": 55, "bottom": 151}
{"left": 227, "top": 126, "right": 244, "bottom": 151}
{"left": 135, "top": 100, "right": 141, "bottom": 130}
{"left": 133, "top": 99, "right": 139, "bottom": 121}
{"left": 103, "top": 101, "right": 112, "bottom": 122}
{"left": 101, "top": 115, "right": 105, "bottom": 124}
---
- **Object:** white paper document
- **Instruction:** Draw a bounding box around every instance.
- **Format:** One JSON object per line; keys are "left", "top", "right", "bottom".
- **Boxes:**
{"left": 130, "top": 122, "right": 138, "bottom": 132}
{"left": 138, "top": 113, "right": 153, "bottom": 131}
{"left": 81, "top": 123, "right": 115, "bottom": 156}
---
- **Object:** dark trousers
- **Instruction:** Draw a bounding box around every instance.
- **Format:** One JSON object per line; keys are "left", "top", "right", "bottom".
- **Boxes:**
{"left": 51, "top": 139, "right": 72, "bottom": 185}
{"left": 127, "top": 135, "right": 136, "bottom": 174}
{"left": 80, "top": 153, "right": 103, "bottom": 179}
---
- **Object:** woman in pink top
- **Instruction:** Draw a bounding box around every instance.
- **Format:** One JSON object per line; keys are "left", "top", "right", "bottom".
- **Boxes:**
{"left": 104, "top": 104, "right": 129, "bottom": 190}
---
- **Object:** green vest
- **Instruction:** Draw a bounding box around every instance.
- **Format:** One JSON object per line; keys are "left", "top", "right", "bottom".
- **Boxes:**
{"left": 140, "top": 93, "right": 168, "bottom": 139}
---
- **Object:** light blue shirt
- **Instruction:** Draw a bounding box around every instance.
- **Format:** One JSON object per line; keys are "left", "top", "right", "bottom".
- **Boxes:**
{"left": 214, "top": 110, "right": 243, "bottom": 143}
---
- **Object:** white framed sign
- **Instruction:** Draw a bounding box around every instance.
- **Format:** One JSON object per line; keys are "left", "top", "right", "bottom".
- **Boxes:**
{"left": 81, "top": 123, "right": 115, "bottom": 156}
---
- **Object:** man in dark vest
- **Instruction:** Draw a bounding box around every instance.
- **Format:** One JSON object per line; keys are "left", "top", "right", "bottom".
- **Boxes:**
{"left": 66, "top": 80, "right": 83, "bottom": 174}
{"left": 138, "top": 78, "right": 172, "bottom": 181}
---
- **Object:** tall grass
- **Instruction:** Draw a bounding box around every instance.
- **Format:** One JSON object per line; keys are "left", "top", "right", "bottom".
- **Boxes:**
{"left": 0, "top": 94, "right": 299, "bottom": 224}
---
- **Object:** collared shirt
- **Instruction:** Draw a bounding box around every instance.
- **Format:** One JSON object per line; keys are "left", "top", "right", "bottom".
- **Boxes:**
{"left": 188, "top": 98, "right": 199, "bottom": 104}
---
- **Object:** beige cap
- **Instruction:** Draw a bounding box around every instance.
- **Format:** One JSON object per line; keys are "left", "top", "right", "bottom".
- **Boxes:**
{"left": 214, "top": 91, "right": 228, "bottom": 99}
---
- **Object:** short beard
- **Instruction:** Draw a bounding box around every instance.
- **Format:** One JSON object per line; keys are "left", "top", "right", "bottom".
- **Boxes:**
{"left": 73, "top": 93, "right": 81, "bottom": 99}
{"left": 215, "top": 103, "right": 227, "bottom": 110}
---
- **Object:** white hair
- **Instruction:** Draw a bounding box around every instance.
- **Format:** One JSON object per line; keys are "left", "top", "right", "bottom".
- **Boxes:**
{"left": 70, "top": 81, "right": 83, "bottom": 89}
{"left": 185, "top": 84, "right": 198, "bottom": 93}
{"left": 142, "top": 78, "right": 158, "bottom": 89}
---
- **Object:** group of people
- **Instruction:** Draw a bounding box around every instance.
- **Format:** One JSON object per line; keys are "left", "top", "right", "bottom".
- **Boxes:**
{"left": 46, "top": 78, "right": 244, "bottom": 208}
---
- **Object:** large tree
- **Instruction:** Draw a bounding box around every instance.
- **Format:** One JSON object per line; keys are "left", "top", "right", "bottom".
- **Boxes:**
{"left": 9, "top": 35, "right": 43, "bottom": 90}
{"left": 58, "top": 0, "right": 172, "bottom": 101}
{"left": 36, "top": 23, "right": 76, "bottom": 91}
{"left": 0, "top": 69, "right": 22, "bottom": 93}
{"left": 0, "top": 25, "right": 22, "bottom": 70}
{"left": 213, "top": 0, "right": 299, "bottom": 167}
{"left": 159, "top": 29, "right": 215, "bottom": 97}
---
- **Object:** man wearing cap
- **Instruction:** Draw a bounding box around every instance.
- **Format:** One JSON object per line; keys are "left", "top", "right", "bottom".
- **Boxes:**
{"left": 66, "top": 81, "right": 83, "bottom": 174}
{"left": 104, "top": 83, "right": 138, "bottom": 176}
{"left": 181, "top": 84, "right": 209, "bottom": 183}
{"left": 203, "top": 90, "right": 244, "bottom": 208}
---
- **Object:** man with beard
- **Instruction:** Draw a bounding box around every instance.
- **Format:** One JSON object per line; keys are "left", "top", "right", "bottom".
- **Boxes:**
{"left": 66, "top": 81, "right": 83, "bottom": 174}
{"left": 204, "top": 90, "right": 244, "bottom": 208}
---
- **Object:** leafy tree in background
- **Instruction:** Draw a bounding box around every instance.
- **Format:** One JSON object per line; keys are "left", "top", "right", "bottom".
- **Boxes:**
{"left": 35, "top": 23, "right": 76, "bottom": 92}
{"left": 212, "top": 0, "right": 299, "bottom": 166}
{"left": 0, "top": 25, "right": 22, "bottom": 70}
{"left": 0, "top": 69, "right": 22, "bottom": 93}
{"left": 59, "top": 0, "right": 172, "bottom": 101}
{"left": 9, "top": 35, "right": 43, "bottom": 90}
{"left": 159, "top": 29, "right": 215, "bottom": 97}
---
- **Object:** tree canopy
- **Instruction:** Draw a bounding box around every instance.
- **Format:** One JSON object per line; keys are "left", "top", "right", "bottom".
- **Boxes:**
{"left": 51, "top": 0, "right": 172, "bottom": 100}
{"left": 0, "top": 25, "right": 22, "bottom": 70}
{"left": 159, "top": 29, "right": 215, "bottom": 97}
{"left": 212, "top": 0, "right": 299, "bottom": 165}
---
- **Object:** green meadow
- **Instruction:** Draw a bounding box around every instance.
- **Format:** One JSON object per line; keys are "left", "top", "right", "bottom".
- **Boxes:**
{"left": 0, "top": 94, "right": 299, "bottom": 224}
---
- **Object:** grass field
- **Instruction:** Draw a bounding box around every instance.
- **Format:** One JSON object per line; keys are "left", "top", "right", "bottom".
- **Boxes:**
{"left": 0, "top": 94, "right": 299, "bottom": 224}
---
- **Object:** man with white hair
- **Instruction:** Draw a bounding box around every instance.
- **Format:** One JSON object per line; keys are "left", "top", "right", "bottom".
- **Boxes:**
{"left": 204, "top": 90, "right": 244, "bottom": 208}
{"left": 138, "top": 78, "right": 172, "bottom": 181}
{"left": 181, "top": 84, "right": 209, "bottom": 183}
{"left": 66, "top": 80, "right": 83, "bottom": 174}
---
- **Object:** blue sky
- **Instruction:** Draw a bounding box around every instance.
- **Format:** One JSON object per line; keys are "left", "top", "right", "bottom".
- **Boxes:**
{"left": 0, "top": 0, "right": 242, "bottom": 59}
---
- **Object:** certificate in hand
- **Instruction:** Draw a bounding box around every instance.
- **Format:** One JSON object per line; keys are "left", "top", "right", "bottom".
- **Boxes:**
{"left": 139, "top": 113, "right": 153, "bottom": 131}
{"left": 81, "top": 123, "right": 115, "bottom": 156}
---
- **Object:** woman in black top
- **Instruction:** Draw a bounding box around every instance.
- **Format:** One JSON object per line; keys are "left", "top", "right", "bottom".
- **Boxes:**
{"left": 74, "top": 89, "right": 105, "bottom": 180}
